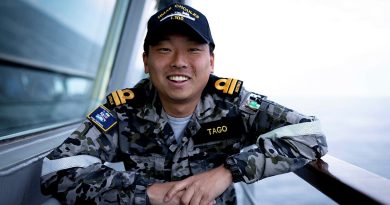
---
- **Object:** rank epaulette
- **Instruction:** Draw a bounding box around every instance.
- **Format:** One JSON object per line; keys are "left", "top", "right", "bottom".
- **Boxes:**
{"left": 104, "top": 88, "right": 144, "bottom": 110}
{"left": 207, "top": 75, "right": 243, "bottom": 97}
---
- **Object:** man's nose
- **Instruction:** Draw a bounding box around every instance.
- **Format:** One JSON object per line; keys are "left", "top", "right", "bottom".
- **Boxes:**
{"left": 170, "top": 52, "right": 188, "bottom": 69}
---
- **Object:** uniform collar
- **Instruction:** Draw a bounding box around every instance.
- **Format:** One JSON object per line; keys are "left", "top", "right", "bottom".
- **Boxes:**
{"left": 134, "top": 77, "right": 229, "bottom": 123}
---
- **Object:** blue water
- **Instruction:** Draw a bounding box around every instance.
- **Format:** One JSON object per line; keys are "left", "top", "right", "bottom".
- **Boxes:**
{"left": 237, "top": 96, "right": 390, "bottom": 205}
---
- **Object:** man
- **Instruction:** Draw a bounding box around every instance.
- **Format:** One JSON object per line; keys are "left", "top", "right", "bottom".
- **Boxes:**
{"left": 41, "top": 3, "right": 327, "bottom": 205}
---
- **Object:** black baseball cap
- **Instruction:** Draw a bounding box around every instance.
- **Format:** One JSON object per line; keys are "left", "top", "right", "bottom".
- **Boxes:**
{"left": 143, "top": 3, "right": 214, "bottom": 52}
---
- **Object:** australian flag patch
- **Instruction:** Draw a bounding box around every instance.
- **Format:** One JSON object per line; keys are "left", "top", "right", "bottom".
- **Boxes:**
{"left": 87, "top": 105, "right": 117, "bottom": 132}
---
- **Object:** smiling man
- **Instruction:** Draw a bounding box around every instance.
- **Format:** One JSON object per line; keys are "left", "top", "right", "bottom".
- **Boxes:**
{"left": 143, "top": 23, "right": 214, "bottom": 118}
{"left": 41, "top": 3, "right": 327, "bottom": 205}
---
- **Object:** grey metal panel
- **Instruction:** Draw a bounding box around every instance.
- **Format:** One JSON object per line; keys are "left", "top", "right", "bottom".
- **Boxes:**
{"left": 0, "top": 123, "right": 79, "bottom": 205}
{"left": 0, "top": 158, "right": 45, "bottom": 205}
{"left": 107, "top": 0, "right": 155, "bottom": 92}
{"left": 0, "top": 126, "right": 75, "bottom": 173}
{"left": 89, "top": 0, "right": 131, "bottom": 109}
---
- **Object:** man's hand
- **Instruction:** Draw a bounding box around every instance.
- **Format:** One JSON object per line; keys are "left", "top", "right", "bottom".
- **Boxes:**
{"left": 147, "top": 182, "right": 184, "bottom": 205}
{"left": 164, "top": 165, "right": 233, "bottom": 205}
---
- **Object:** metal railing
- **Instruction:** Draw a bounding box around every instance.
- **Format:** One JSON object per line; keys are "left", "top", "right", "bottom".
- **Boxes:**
{"left": 295, "top": 155, "right": 390, "bottom": 204}
{"left": 239, "top": 155, "right": 390, "bottom": 204}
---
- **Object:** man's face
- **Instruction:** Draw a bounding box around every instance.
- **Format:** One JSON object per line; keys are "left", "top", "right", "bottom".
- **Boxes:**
{"left": 143, "top": 33, "right": 214, "bottom": 106}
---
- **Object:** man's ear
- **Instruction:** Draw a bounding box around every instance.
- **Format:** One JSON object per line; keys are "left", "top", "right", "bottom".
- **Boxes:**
{"left": 143, "top": 52, "right": 149, "bottom": 73}
{"left": 210, "top": 52, "right": 215, "bottom": 73}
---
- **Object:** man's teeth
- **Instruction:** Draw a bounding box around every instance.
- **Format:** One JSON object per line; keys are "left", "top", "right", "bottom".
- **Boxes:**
{"left": 169, "top": 76, "right": 189, "bottom": 81}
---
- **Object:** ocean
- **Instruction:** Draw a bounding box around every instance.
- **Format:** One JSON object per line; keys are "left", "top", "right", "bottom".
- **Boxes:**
{"left": 236, "top": 96, "right": 390, "bottom": 205}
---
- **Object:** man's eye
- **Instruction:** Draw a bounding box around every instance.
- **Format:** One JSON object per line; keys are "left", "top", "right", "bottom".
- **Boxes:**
{"left": 158, "top": 48, "right": 171, "bottom": 53}
{"left": 189, "top": 48, "right": 201, "bottom": 53}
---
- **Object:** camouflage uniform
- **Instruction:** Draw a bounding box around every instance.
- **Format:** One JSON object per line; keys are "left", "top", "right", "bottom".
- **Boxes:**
{"left": 41, "top": 75, "right": 327, "bottom": 205}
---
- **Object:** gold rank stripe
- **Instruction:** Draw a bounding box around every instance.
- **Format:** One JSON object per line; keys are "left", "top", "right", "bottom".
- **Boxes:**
{"left": 222, "top": 78, "right": 231, "bottom": 93}
{"left": 109, "top": 89, "right": 135, "bottom": 106}
{"left": 215, "top": 78, "right": 239, "bottom": 95}
{"left": 111, "top": 91, "right": 121, "bottom": 106}
{"left": 117, "top": 90, "right": 127, "bottom": 104}
{"left": 228, "top": 78, "right": 238, "bottom": 95}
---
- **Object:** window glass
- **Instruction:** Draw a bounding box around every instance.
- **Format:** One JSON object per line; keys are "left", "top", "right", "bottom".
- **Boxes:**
{"left": 0, "top": 0, "right": 116, "bottom": 137}
{"left": 0, "top": 0, "right": 115, "bottom": 72}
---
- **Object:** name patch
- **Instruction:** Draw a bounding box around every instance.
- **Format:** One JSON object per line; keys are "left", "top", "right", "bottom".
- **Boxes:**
{"left": 207, "top": 125, "right": 228, "bottom": 135}
{"left": 87, "top": 105, "right": 117, "bottom": 132}
{"left": 193, "top": 116, "right": 244, "bottom": 145}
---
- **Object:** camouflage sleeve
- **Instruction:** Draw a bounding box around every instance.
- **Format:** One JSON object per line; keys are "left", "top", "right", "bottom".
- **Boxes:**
{"left": 226, "top": 90, "right": 328, "bottom": 184}
{"left": 41, "top": 120, "right": 152, "bottom": 205}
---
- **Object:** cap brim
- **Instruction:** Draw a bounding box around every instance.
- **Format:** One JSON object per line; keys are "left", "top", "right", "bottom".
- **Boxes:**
{"left": 146, "top": 20, "right": 210, "bottom": 45}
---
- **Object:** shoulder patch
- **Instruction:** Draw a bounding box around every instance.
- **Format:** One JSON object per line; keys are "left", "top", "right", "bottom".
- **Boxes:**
{"left": 106, "top": 88, "right": 135, "bottom": 109}
{"left": 87, "top": 105, "right": 117, "bottom": 132}
{"left": 208, "top": 75, "right": 243, "bottom": 97}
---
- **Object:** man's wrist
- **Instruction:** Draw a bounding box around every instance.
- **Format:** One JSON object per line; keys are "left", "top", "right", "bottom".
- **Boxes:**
{"left": 145, "top": 189, "right": 152, "bottom": 205}
{"left": 223, "top": 157, "right": 243, "bottom": 183}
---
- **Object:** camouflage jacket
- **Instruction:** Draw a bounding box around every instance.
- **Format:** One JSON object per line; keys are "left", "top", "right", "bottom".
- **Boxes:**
{"left": 41, "top": 75, "right": 327, "bottom": 205}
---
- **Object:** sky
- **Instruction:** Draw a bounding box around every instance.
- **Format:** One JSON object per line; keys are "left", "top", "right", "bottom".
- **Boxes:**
{"left": 188, "top": 0, "right": 390, "bottom": 98}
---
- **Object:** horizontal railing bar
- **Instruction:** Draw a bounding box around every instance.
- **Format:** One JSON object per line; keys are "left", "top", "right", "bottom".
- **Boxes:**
{"left": 294, "top": 155, "right": 390, "bottom": 205}
{"left": 0, "top": 123, "right": 80, "bottom": 174}
{"left": 0, "top": 119, "right": 82, "bottom": 142}
{"left": 0, "top": 53, "right": 95, "bottom": 79}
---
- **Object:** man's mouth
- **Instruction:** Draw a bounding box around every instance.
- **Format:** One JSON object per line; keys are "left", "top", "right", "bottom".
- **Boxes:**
{"left": 168, "top": 75, "right": 190, "bottom": 82}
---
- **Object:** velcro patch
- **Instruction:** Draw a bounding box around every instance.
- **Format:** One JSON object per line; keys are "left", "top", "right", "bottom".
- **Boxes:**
{"left": 240, "top": 92, "right": 266, "bottom": 114}
{"left": 87, "top": 105, "right": 117, "bottom": 132}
